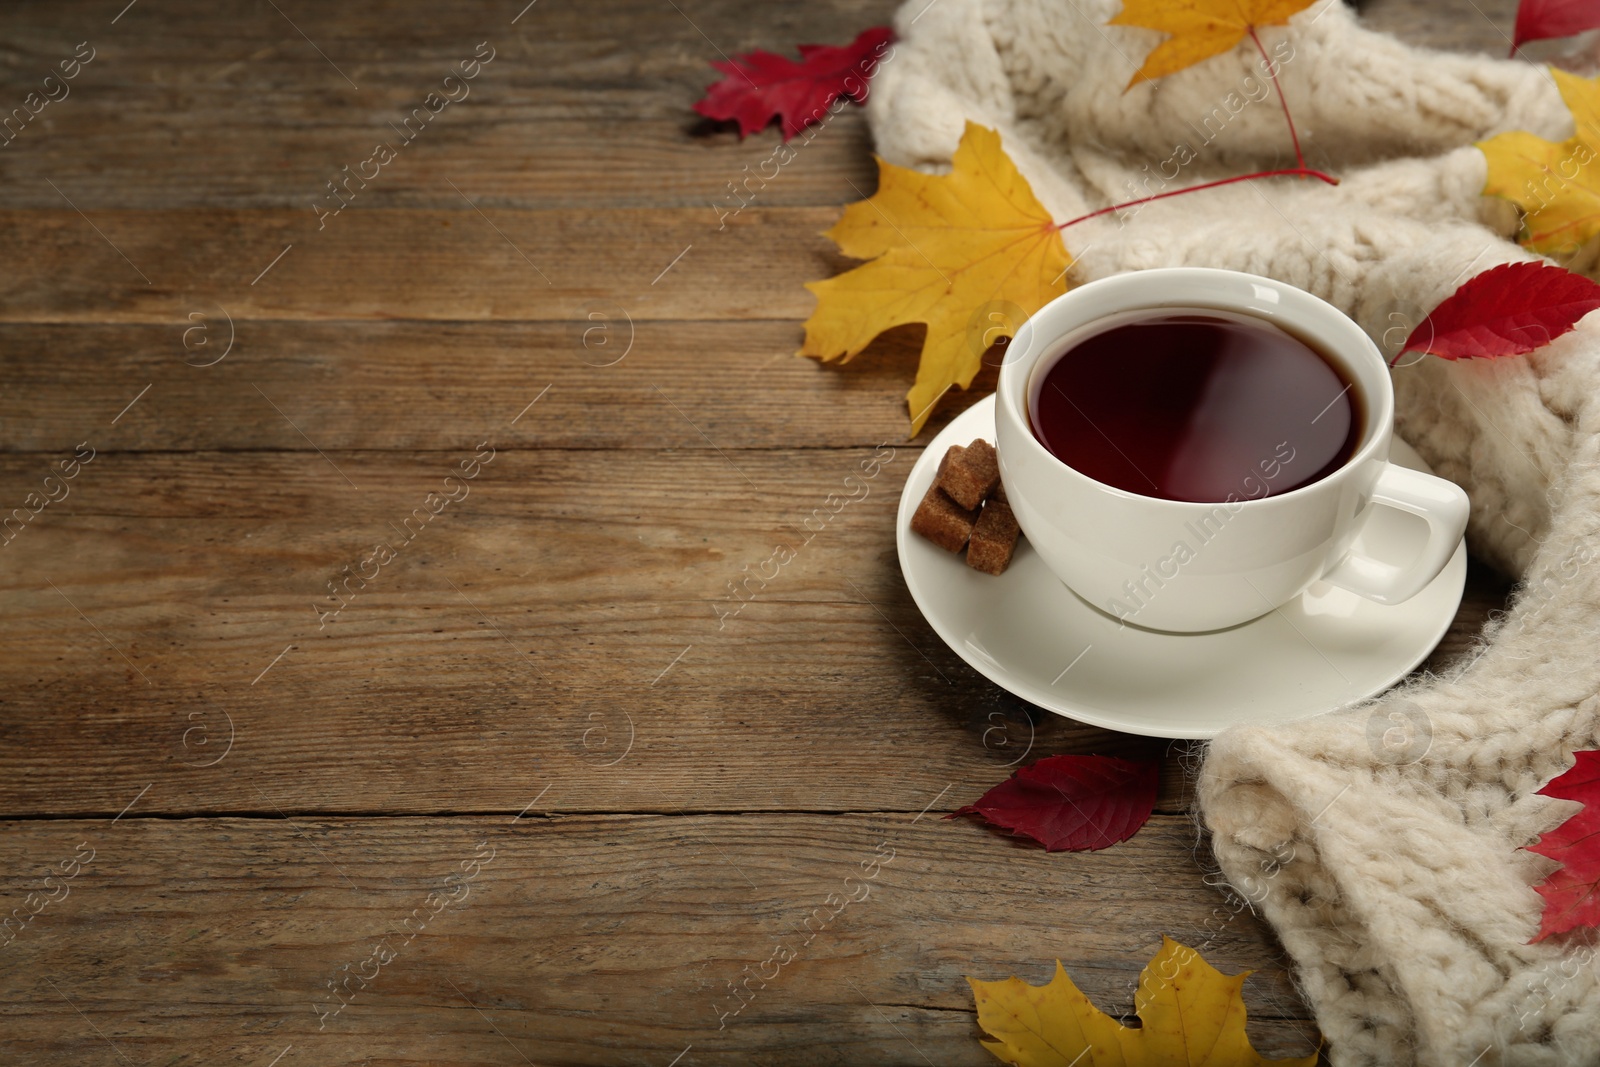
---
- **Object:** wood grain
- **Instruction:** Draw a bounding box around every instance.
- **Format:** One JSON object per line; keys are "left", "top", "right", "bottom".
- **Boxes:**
{"left": 0, "top": 814, "right": 1323, "bottom": 1065}
{"left": 0, "top": 207, "right": 844, "bottom": 324}
{"left": 0, "top": 320, "right": 952, "bottom": 452}
{"left": 0, "top": 0, "right": 897, "bottom": 209}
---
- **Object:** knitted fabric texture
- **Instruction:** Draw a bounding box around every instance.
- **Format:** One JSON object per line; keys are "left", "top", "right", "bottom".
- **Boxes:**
{"left": 866, "top": 2, "right": 1600, "bottom": 1063}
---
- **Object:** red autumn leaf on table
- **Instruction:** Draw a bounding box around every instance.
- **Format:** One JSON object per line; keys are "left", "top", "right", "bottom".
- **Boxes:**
{"left": 950, "top": 754, "right": 1159, "bottom": 852}
{"left": 1513, "top": 0, "right": 1600, "bottom": 53}
{"left": 692, "top": 26, "right": 893, "bottom": 141}
{"left": 1529, "top": 750, "right": 1600, "bottom": 941}
{"left": 1401, "top": 261, "right": 1600, "bottom": 363}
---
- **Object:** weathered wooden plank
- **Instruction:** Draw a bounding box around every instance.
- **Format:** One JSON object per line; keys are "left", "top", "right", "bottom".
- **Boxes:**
{"left": 0, "top": 448, "right": 1506, "bottom": 817}
{"left": 0, "top": 446, "right": 1166, "bottom": 816}
{"left": 0, "top": 207, "right": 842, "bottom": 324}
{"left": 0, "top": 813, "right": 1322, "bottom": 1065}
{"left": 1, "top": 115, "right": 879, "bottom": 212}
{"left": 2, "top": 101, "right": 880, "bottom": 212}
{"left": 0, "top": 320, "right": 948, "bottom": 452}
{"left": 0, "top": 0, "right": 896, "bottom": 210}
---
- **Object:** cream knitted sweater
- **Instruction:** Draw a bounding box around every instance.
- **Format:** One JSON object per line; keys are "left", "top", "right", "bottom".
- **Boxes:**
{"left": 866, "top": 2, "right": 1600, "bottom": 1062}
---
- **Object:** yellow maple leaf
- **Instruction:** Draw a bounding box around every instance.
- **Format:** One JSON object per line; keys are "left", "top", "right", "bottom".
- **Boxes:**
{"left": 1479, "top": 69, "right": 1600, "bottom": 257}
{"left": 968, "top": 937, "right": 1319, "bottom": 1066}
{"left": 799, "top": 121, "right": 1070, "bottom": 436}
{"left": 1109, "top": 0, "right": 1318, "bottom": 87}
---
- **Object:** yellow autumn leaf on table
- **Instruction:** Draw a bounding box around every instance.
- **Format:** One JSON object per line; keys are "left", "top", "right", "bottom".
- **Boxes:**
{"left": 799, "top": 121, "right": 1070, "bottom": 436}
{"left": 1480, "top": 68, "right": 1600, "bottom": 257}
{"left": 1110, "top": 0, "right": 1318, "bottom": 87}
{"left": 968, "top": 937, "right": 1319, "bottom": 1066}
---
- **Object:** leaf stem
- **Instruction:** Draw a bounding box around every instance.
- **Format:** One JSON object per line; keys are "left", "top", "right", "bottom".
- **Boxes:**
{"left": 1250, "top": 27, "right": 1305, "bottom": 171}
{"left": 1053, "top": 168, "right": 1339, "bottom": 231}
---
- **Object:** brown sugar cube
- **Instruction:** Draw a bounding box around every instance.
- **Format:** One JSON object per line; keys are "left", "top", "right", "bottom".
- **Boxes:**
{"left": 911, "top": 480, "right": 978, "bottom": 553}
{"left": 937, "top": 438, "right": 1000, "bottom": 510}
{"left": 966, "top": 499, "right": 1020, "bottom": 576}
{"left": 937, "top": 443, "right": 964, "bottom": 479}
{"left": 911, "top": 444, "right": 977, "bottom": 551}
{"left": 991, "top": 480, "right": 1007, "bottom": 505}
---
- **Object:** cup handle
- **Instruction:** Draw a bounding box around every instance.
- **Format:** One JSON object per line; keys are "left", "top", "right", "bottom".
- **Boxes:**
{"left": 1319, "top": 464, "right": 1471, "bottom": 606}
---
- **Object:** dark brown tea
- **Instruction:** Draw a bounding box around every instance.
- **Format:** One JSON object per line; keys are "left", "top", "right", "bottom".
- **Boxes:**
{"left": 1030, "top": 309, "right": 1360, "bottom": 503}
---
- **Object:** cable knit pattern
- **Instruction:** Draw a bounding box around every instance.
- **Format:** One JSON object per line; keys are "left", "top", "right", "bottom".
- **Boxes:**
{"left": 866, "top": 2, "right": 1600, "bottom": 1062}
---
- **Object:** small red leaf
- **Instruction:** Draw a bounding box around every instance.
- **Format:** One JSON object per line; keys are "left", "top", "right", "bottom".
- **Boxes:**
{"left": 1513, "top": 0, "right": 1600, "bottom": 52}
{"left": 692, "top": 26, "right": 893, "bottom": 141}
{"left": 950, "top": 754, "right": 1158, "bottom": 852}
{"left": 1529, "top": 750, "right": 1600, "bottom": 941}
{"left": 1402, "top": 261, "right": 1600, "bottom": 363}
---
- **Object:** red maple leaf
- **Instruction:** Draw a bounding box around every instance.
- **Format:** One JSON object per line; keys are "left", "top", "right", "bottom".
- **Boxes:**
{"left": 692, "top": 26, "right": 893, "bottom": 141}
{"left": 1529, "top": 750, "right": 1600, "bottom": 941}
{"left": 1401, "top": 261, "right": 1600, "bottom": 364}
{"left": 950, "top": 754, "right": 1159, "bottom": 852}
{"left": 1513, "top": 0, "right": 1600, "bottom": 53}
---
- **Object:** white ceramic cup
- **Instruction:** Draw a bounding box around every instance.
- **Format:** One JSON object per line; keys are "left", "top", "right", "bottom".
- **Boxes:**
{"left": 994, "top": 267, "right": 1471, "bottom": 633}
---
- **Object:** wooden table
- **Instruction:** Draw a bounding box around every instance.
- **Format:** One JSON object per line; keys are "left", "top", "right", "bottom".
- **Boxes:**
{"left": 0, "top": 1, "right": 1524, "bottom": 1063}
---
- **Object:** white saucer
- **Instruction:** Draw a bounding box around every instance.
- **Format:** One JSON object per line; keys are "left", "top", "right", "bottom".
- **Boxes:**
{"left": 896, "top": 396, "right": 1467, "bottom": 739}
